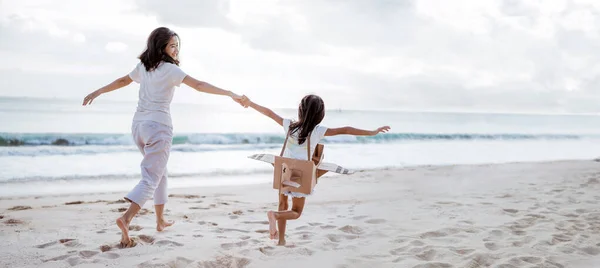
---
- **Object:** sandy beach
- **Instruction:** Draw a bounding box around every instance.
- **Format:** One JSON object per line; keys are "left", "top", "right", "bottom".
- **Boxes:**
{"left": 2, "top": 160, "right": 600, "bottom": 267}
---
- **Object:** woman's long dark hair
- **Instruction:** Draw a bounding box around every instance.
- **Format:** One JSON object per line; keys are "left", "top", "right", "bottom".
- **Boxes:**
{"left": 138, "top": 27, "right": 180, "bottom": 71}
{"left": 289, "top": 95, "right": 325, "bottom": 145}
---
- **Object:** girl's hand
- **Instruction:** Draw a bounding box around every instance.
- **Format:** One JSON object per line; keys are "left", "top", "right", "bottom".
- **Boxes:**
{"left": 82, "top": 90, "right": 101, "bottom": 106}
{"left": 229, "top": 92, "right": 247, "bottom": 107}
{"left": 371, "top": 126, "right": 391, "bottom": 135}
{"left": 240, "top": 95, "right": 251, "bottom": 108}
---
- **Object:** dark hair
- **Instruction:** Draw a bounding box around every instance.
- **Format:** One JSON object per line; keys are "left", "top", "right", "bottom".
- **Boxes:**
{"left": 289, "top": 95, "right": 325, "bottom": 145}
{"left": 138, "top": 27, "right": 180, "bottom": 71}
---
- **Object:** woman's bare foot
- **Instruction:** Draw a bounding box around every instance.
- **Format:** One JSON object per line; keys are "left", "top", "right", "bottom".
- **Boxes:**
{"left": 277, "top": 239, "right": 286, "bottom": 246}
{"left": 116, "top": 217, "right": 130, "bottom": 245}
{"left": 156, "top": 219, "right": 174, "bottom": 232}
{"left": 267, "top": 211, "right": 278, "bottom": 239}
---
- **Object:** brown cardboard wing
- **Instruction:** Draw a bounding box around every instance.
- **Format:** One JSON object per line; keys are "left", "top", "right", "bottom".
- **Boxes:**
{"left": 248, "top": 144, "right": 354, "bottom": 175}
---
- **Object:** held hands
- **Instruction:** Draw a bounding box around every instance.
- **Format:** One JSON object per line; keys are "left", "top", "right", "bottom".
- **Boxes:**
{"left": 240, "top": 95, "right": 251, "bottom": 108}
{"left": 229, "top": 92, "right": 247, "bottom": 108}
{"left": 371, "top": 126, "right": 391, "bottom": 135}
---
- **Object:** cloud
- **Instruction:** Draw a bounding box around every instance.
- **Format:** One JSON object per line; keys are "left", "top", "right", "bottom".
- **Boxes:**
{"left": 134, "top": 0, "right": 235, "bottom": 30}
{"left": 2, "top": 0, "right": 600, "bottom": 113}
{"left": 105, "top": 42, "right": 128, "bottom": 53}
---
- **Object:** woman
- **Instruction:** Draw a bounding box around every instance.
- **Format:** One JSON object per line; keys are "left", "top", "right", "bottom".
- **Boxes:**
{"left": 82, "top": 27, "right": 245, "bottom": 248}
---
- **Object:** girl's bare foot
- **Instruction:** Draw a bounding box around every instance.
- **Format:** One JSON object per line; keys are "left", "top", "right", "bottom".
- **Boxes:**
{"left": 267, "top": 211, "right": 278, "bottom": 239}
{"left": 277, "top": 239, "right": 286, "bottom": 246}
{"left": 116, "top": 217, "right": 130, "bottom": 245}
{"left": 156, "top": 219, "right": 174, "bottom": 232}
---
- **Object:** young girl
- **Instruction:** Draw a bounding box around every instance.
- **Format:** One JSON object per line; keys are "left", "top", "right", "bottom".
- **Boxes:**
{"left": 82, "top": 27, "right": 245, "bottom": 248}
{"left": 240, "top": 94, "right": 390, "bottom": 246}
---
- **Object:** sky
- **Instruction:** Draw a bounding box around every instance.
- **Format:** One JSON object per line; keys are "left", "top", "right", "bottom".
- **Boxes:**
{"left": 1, "top": 0, "right": 600, "bottom": 113}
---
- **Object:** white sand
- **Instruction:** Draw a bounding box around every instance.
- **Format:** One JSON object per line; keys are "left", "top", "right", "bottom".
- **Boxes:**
{"left": 2, "top": 160, "right": 600, "bottom": 268}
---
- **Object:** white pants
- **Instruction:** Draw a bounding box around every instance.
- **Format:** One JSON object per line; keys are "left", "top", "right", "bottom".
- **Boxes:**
{"left": 125, "top": 120, "right": 172, "bottom": 207}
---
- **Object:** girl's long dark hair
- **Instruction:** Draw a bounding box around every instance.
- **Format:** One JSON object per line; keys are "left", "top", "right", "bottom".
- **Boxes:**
{"left": 139, "top": 27, "right": 180, "bottom": 71}
{"left": 289, "top": 95, "right": 325, "bottom": 145}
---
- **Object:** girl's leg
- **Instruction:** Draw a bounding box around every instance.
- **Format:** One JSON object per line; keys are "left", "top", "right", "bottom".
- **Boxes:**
{"left": 154, "top": 171, "right": 173, "bottom": 231}
{"left": 274, "top": 197, "right": 306, "bottom": 246}
{"left": 267, "top": 194, "right": 288, "bottom": 239}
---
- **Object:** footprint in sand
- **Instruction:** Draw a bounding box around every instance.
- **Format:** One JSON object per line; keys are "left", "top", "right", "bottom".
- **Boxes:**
{"left": 352, "top": 215, "right": 368, "bottom": 220}
{"left": 43, "top": 254, "right": 72, "bottom": 262}
{"left": 78, "top": 250, "right": 99, "bottom": 258}
{"left": 295, "top": 225, "right": 312, "bottom": 230}
{"left": 326, "top": 234, "right": 359, "bottom": 243}
{"left": 411, "top": 240, "right": 426, "bottom": 246}
{"left": 138, "top": 234, "right": 156, "bottom": 244}
{"left": 138, "top": 257, "right": 194, "bottom": 267}
{"left": 338, "top": 225, "right": 364, "bottom": 235}
{"left": 242, "top": 220, "right": 269, "bottom": 225}
{"left": 35, "top": 241, "right": 59, "bottom": 249}
{"left": 196, "top": 254, "right": 251, "bottom": 268}
{"left": 484, "top": 242, "right": 500, "bottom": 251}
{"left": 8, "top": 206, "right": 32, "bottom": 211}
{"left": 66, "top": 257, "right": 81, "bottom": 266}
{"left": 59, "top": 239, "right": 81, "bottom": 248}
{"left": 415, "top": 249, "right": 437, "bottom": 261}
{"left": 168, "top": 194, "right": 201, "bottom": 199}
{"left": 294, "top": 231, "right": 314, "bottom": 240}
{"left": 4, "top": 219, "right": 25, "bottom": 225}
{"left": 189, "top": 206, "right": 210, "bottom": 210}
{"left": 412, "top": 262, "right": 453, "bottom": 268}
{"left": 503, "top": 208, "right": 519, "bottom": 214}
{"left": 100, "top": 245, "right": 112, "bottom": 252}
{"left": 214, "top": 228, "right": 249, "bottom": 234}
{"left": 193, "top": 234, "right": 203, "bottom": 238}
{"left": 320, "top": 225, "right": 337, "bottom": 230}
{"left": 389, "top": 246, "right": 410, "bottom": 255}
{"left": 308, "top": 222, "right": 323, "bottom": 226}
{"left": 221, "top": 241, "right": 249, "bottom": 250}
{"left": 580, "top": 246, "right": 600, "bottom": 255}
{"left": 229, "top": 215, "right": 239, "bottom": 219}
{"left": 154, "top": 240, "right": 184, "bottom": 247}
{"left": 111, "top": 208, "right": 127, "bottom": 213}
{"left": 420, "top": 231, "right": 448, "bottom": 239}
{"left": 450, "top": 248, "right": 475, "bottom": 255}
{"left": 99, "top": 252, "right": 119, "bottom": 259}
{"left": 365, "top": 219, "right": 386, "bottom": 224}
{"left": 128, "top": 225, "right": 143, "bottom": 231}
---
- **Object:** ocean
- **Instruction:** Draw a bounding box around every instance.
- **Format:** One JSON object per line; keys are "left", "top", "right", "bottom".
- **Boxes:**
{"left": 3, "top": 96, "right": 600, "bottom": 197}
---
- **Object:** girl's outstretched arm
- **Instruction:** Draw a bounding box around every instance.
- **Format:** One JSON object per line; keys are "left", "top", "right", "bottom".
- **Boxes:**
{"left": 241, "top": 96, "right": 283, "bottom": 126}
{"left": 182, "top": 76, "right": 244, "bottom": 105}
{"left": 82, "top": 75, "right": 133, "bottom": 106}
{"left": 325, "top": 126, "right": 390, "bottom": 136}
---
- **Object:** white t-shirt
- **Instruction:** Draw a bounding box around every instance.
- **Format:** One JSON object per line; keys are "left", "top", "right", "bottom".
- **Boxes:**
{"left": 129, "top": 62, "right": 187, "bottom": 128}
{"left": 282, "top": 119, "right": 328, "bottom": 160}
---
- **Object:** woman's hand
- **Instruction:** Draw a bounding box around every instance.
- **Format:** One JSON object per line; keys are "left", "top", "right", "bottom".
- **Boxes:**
{"left": 82, "top": 90, "right": 101, "bottom": 106}
{"left": 229, "top": 92, "right": 247, "bottom": 107}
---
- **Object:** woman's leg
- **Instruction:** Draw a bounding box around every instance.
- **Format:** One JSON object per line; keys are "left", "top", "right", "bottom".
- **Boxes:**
{"left": 117, "top": 122, "right": 171, "bottom": 246}
{"left": 154, "top": 170, "right": 173, "bottom": 231}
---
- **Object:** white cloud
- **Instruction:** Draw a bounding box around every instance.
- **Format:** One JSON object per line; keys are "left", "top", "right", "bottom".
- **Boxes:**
{"left": 105, "top": 42, "right": 128, "bottom": 53}
{"left": 1, "top": 0, "right": 600, "bottom": 113}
